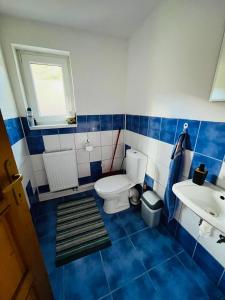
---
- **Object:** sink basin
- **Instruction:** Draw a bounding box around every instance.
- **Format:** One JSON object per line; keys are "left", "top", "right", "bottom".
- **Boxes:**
{"left": 172, "top": 180, "right": 225, "bottom": 234}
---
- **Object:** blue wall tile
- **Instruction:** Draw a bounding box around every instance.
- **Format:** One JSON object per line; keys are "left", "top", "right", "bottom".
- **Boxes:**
{"left": 131, "top": 115, "right": 140, "bottom": 133}
{"left": 58, "top": 127, "right": 76, "bottom": 134}
{"left": 87, "top": 115, "right": 100, "bottom": 132}
{"left": 42, "top": 128, "right": 59, "bottom": 135}
{"left": 160, "top": 118, "right": 178, "bottom": 144}
{"left": 78, "top": 176, "right": 93, "bottom": 185}
{"left": 38, "top": 184, "right": 50, "bottom": 194}
{"left": 76, "top": 115, "right": 88, "bottom": 133}
{"left": 4, "top": 117, "right": 24, "bottom": 145}
{"left": 100, "top": 115, "right": 113, "bottom": 131}
{"left": 193, "top": 243, "right": 224, "bottom": 285}
{"left": 26, "top": 136, "right": 45, "bottom": 154}
{"left": 144, "top": 174, "right": 154, "bottom": 189}
{"left": 148, "top": 117, "right": 161, "bottom": 140}
{"left": 90, "top": 161, "right": 102, "bottom": 181}
{"left": 139, "top": 116, "right": 149, "bottom": 136}
{"left": 175, "top": 223, "right": 197, "bottom": 256}
{"left": 189, "top": 153, "right": 222, "bottom": 184}
{"left": 125, "top": 144, "right": 131, "bottom": 154}
{"left": 195, "top": 121, "right": 225, "bottom": 161}
{"left": 113, "top": 114, "right": 125, "bottom": 130}
{"left": 176, "top": 119, "right": 200, "bottom": 151}
{"left": 26, "top": 180, "right": 37, "bottom": 206}
{"left": 126, "top": 114, "right": 132, "bottom": 131}
{"left": 21, "top": 117, "right": 42, "bottom": 136}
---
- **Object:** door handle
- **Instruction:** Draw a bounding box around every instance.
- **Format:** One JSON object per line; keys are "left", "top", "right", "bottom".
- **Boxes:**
{"left": 2, "top": 174, "right": 23, "bottom": 195}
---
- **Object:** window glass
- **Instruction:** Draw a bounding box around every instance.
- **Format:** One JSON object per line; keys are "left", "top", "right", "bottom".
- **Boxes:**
{"left": 30, "top": 63, "right": 67, "bottom": 117}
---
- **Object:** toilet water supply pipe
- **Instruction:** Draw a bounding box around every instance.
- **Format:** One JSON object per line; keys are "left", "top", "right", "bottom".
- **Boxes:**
{"left": 109, "top": 128, "right": 121, "bottom": 172}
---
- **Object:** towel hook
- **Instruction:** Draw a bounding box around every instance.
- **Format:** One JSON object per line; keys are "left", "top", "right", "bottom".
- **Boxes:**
{"left": 183, "top": 123, "right": 188, "bottom": 130}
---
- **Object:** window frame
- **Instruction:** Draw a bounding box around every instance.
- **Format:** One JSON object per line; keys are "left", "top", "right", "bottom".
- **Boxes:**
{"left": 17, "top": 49, "right": 76, "bottom": 125}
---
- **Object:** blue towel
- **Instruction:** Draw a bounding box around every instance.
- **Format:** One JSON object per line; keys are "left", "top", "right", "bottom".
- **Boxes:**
{"left": 164, "top": 131, "right": 187, "bottom": 221}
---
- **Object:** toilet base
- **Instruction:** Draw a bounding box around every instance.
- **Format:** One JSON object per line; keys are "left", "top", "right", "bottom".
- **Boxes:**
{"left": 103, "top": 190, "right": 130, "bottom": 214}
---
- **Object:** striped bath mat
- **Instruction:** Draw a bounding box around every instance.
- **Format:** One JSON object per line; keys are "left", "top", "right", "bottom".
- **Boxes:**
{"left": 55, "top": 196, "right": 111, "bottom": 266}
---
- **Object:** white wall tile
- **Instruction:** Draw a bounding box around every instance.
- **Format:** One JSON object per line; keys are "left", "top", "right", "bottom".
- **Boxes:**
{"left": 101, "top": 131, "right": 113, "bottom": 146}
{"left": 90, "top": 146, "right": 101, "bottom": 162}
{"left": 148, "top": 138, "right": 159, "bottom": 159}
{"left": 199, "top": 228, "right": 225, "bottom": 268}
{"left": 87, "top": 132, "right": 101, "bottom": 147}
{"left": 113, "top": 130, "right": 124, "bottom": 145}
{"left": 156, "top": 141, "right": 173, "bottom": 168}
{"left": 112, "top": 157, "right": 123, "bottom": 171}
{"left": 19, "top": 156, "right": 36, "bottom": 189}
{"left": 34, "top": 169, "right": 48, "bottom": 186}
{"left": 115, "top": 144, "right": 124, "bottom": 158}
{"left": 76, "top": 149, "right": 90, "bottom": 163}
{"left": 217, "top": 162, "right": 225, "bottom": 189}
{"left": 43, "top": 135, "right": 60, "bottom": 152}
{"left": 102, "top": 159, "right": 111, "bottom": 173}
{"left": 153, "top": 181, "right": 166, "bottom": 200}
{"left": 12, "top": 138, "right": 28, "bottom": 168}
{"left": 182, "top": 150, "right": 194, "bottom": 178}
{"left": 101, "top": 145, "right": 113, "bottom": 160}
{"left": 154, "top": 162, "right": 169, "bottom": 188}
{"left": 124, "top": 130, "right": 132, "bottom": 146}
{"left": 31, "top": 154, "right": 44, "bottom": 171}
{"left": 75, "top": 132, "right": 88, "bottom": 149}
{"left": 59, "top": 134, "right": 75, "bottom": 151}
{"left": 178, "top": 205, "right": 200, "bottom": 239}
{"left": 78, "top": 163, "right": 90, "bottom": 178}
{"left": 131, "top": 132, "right": 139, "bottom": 149}
{"left": 124, "top": 130, "right": 138, "bottom": 148}
{"left": 146, "top": 157, "right": 157, "bottom": 180}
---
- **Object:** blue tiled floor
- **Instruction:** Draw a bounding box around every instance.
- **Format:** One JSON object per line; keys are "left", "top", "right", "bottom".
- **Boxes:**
{"left": 34, "top": 191, "right": 225, "bottom": 300}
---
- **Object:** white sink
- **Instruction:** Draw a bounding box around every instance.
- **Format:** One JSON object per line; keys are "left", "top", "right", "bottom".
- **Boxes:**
{"left": 172, "top": 180, "right": 225, "bottom": 234}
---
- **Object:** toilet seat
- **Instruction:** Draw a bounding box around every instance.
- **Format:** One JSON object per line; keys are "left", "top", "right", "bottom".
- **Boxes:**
{"left": 94, "top": 174, "right": 134, "bottom": 195}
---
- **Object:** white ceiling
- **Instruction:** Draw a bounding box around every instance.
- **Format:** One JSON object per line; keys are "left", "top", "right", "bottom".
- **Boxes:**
{"left": 0, "top": 0, "right": 158, "bottom": 38}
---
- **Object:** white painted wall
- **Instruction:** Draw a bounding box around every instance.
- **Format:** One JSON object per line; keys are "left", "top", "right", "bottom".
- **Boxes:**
{"left": 0, "top": 44, "right": 35, "bottom": 201}
{"left": 126, "top": 0, "right": 225, "bottom": 121}
{"left": 0, "top": 45, "right": 18, "bottom": 119}
{"left": 0, "top": 16, "right": 127, "bottom": 116}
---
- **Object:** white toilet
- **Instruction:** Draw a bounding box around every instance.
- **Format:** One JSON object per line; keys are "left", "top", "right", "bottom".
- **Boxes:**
{"left": 94, "top": 149, "right": 147, "bottom": 214}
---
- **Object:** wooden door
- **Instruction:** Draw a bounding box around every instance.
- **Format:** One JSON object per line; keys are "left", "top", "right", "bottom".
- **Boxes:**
{"left": 0, "top": 111, "right": 52, "bottom": 300}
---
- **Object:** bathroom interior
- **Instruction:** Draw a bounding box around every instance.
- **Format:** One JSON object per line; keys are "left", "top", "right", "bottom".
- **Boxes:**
{"left": 0, "top": 0, "right": 225, "bottom": 299}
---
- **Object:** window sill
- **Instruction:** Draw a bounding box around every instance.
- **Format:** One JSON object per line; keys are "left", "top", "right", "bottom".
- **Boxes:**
{"left": 30, "top": 124, "right": 77, "bottom": 130}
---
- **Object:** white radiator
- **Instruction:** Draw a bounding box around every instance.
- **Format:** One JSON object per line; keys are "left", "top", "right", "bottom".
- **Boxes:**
{"left": 42, "top": 150, "right": 78, "bottom": 192}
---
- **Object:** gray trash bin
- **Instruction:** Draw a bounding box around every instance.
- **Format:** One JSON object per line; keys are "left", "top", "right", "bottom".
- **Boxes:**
{"left": 141, "top": 191, "right": 164, "bottom": 228}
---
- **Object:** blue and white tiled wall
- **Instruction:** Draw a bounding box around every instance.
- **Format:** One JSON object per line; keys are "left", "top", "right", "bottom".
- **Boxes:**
{"left": 125, "top": 114, "right": 225, "bottom": 288}
{"left": 21, "top": 114, "right": 125, "bottom": 192}
{"left": 4, "top": 116, "right": 38, "bottom": 213}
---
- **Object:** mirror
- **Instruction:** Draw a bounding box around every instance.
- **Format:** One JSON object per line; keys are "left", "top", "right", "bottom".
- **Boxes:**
{"left": 210, "top": 31, "right": 225, "bottom": 102}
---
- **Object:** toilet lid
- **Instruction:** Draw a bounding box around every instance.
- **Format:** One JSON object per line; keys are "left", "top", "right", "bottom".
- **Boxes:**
{"left": 95, "top": 175, "right": 133, "bottom": 194}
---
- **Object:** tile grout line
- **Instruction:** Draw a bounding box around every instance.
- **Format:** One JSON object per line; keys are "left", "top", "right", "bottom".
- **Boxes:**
{"left": 193, "top": 121, "right": 201, "bottom": 152}
{"left": 173, "top": 119, "right": 179, "bottom": 144}
{"left": 99, "top": 250, "right": 112, "bottom": 295}
{"left": 175, "top": 250, "right": 212, "bottom": 298}
{"left": 217, "top": 268, "right": 225, "bottom": 287}
{"left": 127, "top": 234, "right": 158, "bottom": 292}
{"left": 191, "top": 239, "right": 198, "bottom": 258}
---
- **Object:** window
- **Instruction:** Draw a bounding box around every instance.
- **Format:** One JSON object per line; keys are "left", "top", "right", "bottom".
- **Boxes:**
{"left": 17, "top": 49, "right": 76, "bottom": 125}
